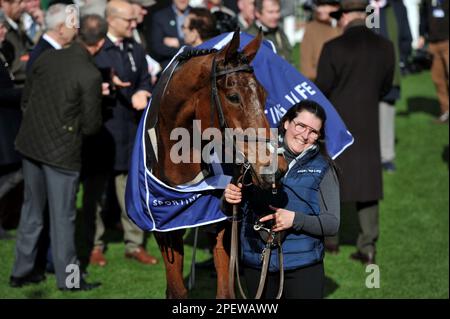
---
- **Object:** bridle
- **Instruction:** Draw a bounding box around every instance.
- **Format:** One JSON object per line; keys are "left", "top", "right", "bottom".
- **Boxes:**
{"left": 209, "top": 54, "right": 285, "bottom": 299}
{"left": 210, "top": 54, "right": 277, "bottom": 183}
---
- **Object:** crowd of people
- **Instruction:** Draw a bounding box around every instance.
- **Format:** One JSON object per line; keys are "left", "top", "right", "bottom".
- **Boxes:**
{"left": 0, "top": 0, "right": 448, "bottom": 297}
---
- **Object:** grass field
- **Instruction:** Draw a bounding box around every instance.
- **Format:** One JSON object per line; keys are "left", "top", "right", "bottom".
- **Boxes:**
{"left": 0, "top": 68, "right": 448, "bottom": 299}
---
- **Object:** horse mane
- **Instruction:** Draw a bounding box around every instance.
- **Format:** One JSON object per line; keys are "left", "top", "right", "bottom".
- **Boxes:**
{"left": 177, "top": 47, "right": 251, "bottom": 67}
{"left": 177, "top": 48, "right": 218, "bottom": 62}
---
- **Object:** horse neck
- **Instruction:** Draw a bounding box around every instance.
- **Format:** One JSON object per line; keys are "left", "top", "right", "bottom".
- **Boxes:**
{"left": 153, "top": 63, "right": 212, "bottom": 186}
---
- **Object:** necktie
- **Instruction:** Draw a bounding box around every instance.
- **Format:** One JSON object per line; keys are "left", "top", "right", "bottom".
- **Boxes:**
{"left": 115, "top": 40, "right": 123, "bottom": 51}
{"left": 28, "top": 21, "right": 37, "bottom": 40}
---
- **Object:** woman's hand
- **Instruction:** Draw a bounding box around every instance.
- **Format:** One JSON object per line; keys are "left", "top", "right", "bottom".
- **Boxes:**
{"left": 259, "top": 205, "right": 295, "bottom": 232}
{"left": 224, "top": 183, "right": 242, "bottom": 204}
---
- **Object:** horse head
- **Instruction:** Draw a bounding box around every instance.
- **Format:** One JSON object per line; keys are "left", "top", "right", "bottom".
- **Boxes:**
{"left": 155, "top": 30, "right": 287, "bottom": 189}
{"left": 204, "top": 31, "right": 288, "bottom": 189}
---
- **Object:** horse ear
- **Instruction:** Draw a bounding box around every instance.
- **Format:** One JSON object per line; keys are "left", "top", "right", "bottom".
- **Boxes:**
{"left": 242, "top": 28, "right": 263, "bottom": 63}
{"left": 218, "top": 30, "right": 240, "bottom": 64}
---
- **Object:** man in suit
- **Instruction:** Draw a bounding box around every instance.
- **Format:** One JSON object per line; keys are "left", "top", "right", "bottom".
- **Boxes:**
{"left": 27, "top": 2, "right": 77, "bottom": 72}
{"left": 246, "top": 0, "right": 292, "bottom": 63}
{"left": 149, "top": 0, "right": 190, "bottom": 69}
{"left": 10, "top": 14, "right": 107, "bottom": 291}
{"left": 83, "top": 0, "right": 157, "bottom": 268}
{"left": 21, "top": 0, "right": 44, "bottom": 44}
{"left": 0, "top": 0, "right": 33, "bottom": 86}
{"left": 316, "top": 0, "right": 395, "bottom": 264}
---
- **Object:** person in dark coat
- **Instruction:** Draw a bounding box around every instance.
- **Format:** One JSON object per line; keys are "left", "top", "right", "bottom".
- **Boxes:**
{"left": 246, "top": 0, "right": 293, "bottom": 64}
{"left": 10, "top": 14, "right": 107, "bottom": 291}
{"left": 24, "top": 2, "right": 79, "bottom": 275}
{"left": 83, "top": 0, "right": 157, "bottom": 268}
{"left": 0, "top": 9, "right": 21, "bottom": 240}
{"left": 0, "top": 9, "right": 21, "bottom": 174}
{"left": 315, "top": 0, "right": 395, "bottom": 264}
{"left": 148, "top": 0, "right": 191, "bottom": 70}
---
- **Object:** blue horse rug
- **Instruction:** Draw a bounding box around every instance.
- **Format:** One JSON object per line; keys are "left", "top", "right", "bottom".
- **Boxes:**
{"left": 125, "top": 32, "right": 353, "bottom": 232}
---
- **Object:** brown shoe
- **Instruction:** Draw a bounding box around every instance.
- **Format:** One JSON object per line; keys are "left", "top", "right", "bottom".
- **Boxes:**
{"left": 350, "top": 251, "right": 376, "bottom": 265}
{"left": 125, "top": 247, "right": 158, "bottom": 265}
{"left": 90, "top": 247, "right": 107, "bottom": 267}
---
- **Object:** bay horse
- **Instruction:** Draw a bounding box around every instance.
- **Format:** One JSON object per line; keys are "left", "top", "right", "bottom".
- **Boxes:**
{"left": 148, "top": 31, "right": 287, "bottom": 298}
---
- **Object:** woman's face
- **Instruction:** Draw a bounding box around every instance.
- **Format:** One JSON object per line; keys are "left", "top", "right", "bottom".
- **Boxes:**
{"left": 283, "top": 110, "right": 322, "bottom": 155}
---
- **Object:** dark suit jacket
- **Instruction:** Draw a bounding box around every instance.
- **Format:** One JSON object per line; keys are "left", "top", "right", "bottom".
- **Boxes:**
{"left": 4, "top": 20, "right": 33, "bottom": 86}
{"left": 316, "top": 21, "right": 395, "bottom": 202}
{"left": 90, "top": 37, "right": 151, "bottom": 172}
{"left": 0, "top": 50, "right": 22, "bottom": 166}
{"left": 26, "top": 35, "right": 55, "bottom": 73}
{"left": 15, "top": 42, "right": 102, "bottom": 171}
{"left": 149, "top": 5, "right": 187, "bottom": 69}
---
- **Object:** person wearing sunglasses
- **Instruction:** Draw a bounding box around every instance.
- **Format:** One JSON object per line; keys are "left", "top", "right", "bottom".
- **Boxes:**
{"left": 224, "top": 100, "right": 340, "bottom": 299}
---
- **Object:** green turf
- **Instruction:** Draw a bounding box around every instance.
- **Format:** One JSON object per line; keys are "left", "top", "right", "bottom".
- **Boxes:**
{"left": 0, "top": 70, "right": 448, "bottom": 299}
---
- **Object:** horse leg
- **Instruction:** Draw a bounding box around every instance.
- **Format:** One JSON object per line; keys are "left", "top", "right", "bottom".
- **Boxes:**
{"left": 212, "top": 226, "right": 231, "bottom": 299}
{"left": 155, "top": 230, "right": 188, "bottom": 299}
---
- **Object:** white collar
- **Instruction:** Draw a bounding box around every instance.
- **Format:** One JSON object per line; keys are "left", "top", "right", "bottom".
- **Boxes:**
{"left": 6, "top": 16, "right": 18, "bottom": 31}
{"left": 107, "top": 32, "right": 120, "bottom": 43}
{"left": 370, "top": 0, "right": 388, "bottom": 8}
{"left": 286, "top": 144, "right": 318, "bottom": 173}
{"left": 107, "top": 32, "right": 124, "bottom": 49}
{"left": 255, "top": 20, "right": 269, "bottom": 32}
{"left": 43, "top": 33, "right": 62, "bottom": 49}
{"left": 238, "top": 14, "right": 250, "bottom": 29}
{"left": 22, "top": 13, "right": 33, "bottom": 28}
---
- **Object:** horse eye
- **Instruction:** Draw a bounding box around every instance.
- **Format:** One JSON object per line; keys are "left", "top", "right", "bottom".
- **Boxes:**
{"left": 226, "top": 94, "right": 241, "bottom": 104}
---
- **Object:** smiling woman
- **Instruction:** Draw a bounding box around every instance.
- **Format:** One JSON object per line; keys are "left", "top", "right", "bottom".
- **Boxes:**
{"left": 224, "top": 99, "right": 341, "bottom": 299}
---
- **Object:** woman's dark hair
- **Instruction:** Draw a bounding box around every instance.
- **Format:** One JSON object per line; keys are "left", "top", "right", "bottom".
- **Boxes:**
{"left": 278, "top": 100, "right": 333, "bottom": 163}
{"left": 188, "top": 8, "right": 219, "bottom": 41}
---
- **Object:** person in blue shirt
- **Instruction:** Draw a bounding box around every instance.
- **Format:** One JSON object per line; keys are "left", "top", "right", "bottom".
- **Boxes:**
{"left": 224, "top": 100, "right": 340, "bottom": 299}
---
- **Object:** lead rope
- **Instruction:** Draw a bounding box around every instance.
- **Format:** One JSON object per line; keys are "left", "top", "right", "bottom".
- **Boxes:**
{"left": 229, "top": 167, "right": 284, "bottom": 299}
{"left": 187, "top": 227, "right": 199, "bottom": 290}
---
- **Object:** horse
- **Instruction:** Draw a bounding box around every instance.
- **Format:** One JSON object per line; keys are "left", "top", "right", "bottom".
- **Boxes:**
{"left": 148, "top": 31, "right": 288, "bottom": 299}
